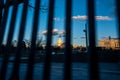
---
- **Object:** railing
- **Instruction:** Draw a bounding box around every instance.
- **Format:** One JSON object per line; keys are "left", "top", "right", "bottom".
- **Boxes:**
{"left": 0, "top": 0, "right": 119, "bottom": 80}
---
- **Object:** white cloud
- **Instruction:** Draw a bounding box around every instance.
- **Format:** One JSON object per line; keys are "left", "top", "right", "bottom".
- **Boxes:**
{"left": 72, "top": 15, "right": 112, "bottom": 21}
{"left": 53, "top": 18, "right": 60, "bottom": 21}
{"left": 52, "top": 29, "right": 58, "bottom": 35}
{"left": 42, "top": 29, "right": 59, "bottom": 35}
{"left": 72, "top": 15, "right": 87, "bottom": 20}
{"left": 42, "top": 30, "right": 47, "bottom": 35}
{"left": 58, "top": 30, "right": 66, "bottom": 35}
{"left": 53, "top": 29, "right": 58, "bottom": 32}
{"left": 95, "top": 16, "right": 112, "bottom": 20}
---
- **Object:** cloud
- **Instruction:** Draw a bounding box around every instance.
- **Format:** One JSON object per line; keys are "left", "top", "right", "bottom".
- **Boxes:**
{"left": 52, "top": 29, "right": 58, "bottom": 35}
{"left": 53, "top": 29, "right": 58, "bottom": 32}
{"left": 42, "top": 30, "right": 47, "bottom": 35}
{"left": 42, "top": 29, "right": 59, "bottom": 35}
{"left": 53, "top": 18, "right": 60, "bottom": 21}
{"left": 95, "top": 16, "right": 112, "bottom": 20}
{"left": 72, "top": 15, "right": 112, "bottom": 21}
{"left": 72, "top": 15, "right": 87, "bottom": 20}
{"left": 58, "top": 30, "right": 66, "bottom": 35}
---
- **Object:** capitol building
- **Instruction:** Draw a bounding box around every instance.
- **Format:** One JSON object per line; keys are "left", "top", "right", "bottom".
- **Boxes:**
{"left": 55, "top": 36, "right": 65, "bottom": 48}
{"left": 55, "top": 37, "right": 79, "bottom": 49}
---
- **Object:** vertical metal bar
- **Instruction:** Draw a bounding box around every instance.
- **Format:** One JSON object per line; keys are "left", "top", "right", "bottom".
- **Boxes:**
{"left": 0, "top": 0, "right": 19, "bottom": 80}
{"left": 116, "top": 0, "right": 120, "bottom": 61}
{"left": 0, "top": 0, "right": 4, "bottom": 55}
{"left": 64, "top": 0, "right": 72, "bottom": 80}
{"left": 25, "top": 0, "right": 40, "bottom": 80}
{"left": 9, "top": 0, "right": 28, "bottom": 80}
{"left": 0, "top": 0, "right": 4, "bottom": 25}
{"left": 0, "top": 0, "right": 9, "bottom": 47}
{"left": 43, "top": 0, "right": 55, "bottom": 80}
{"left": 87, "top": 0, "right": 99, "bottom": 80}
{"left": 116, "top": 1, "right": 120, "bottom": 41}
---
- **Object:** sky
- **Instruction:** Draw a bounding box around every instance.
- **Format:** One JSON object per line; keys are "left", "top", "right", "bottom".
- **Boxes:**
{"left": 3, "top": 0, "right": 118, "bottom": 47}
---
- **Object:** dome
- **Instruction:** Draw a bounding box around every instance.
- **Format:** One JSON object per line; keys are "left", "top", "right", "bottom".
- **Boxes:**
{"left": 56, "top": 37, "right": 63, "bottom": 47}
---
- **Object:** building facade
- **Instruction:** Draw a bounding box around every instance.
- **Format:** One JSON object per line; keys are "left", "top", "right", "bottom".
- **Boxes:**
{"left": 99, "top": 38, "right": 120, "bottom": 50}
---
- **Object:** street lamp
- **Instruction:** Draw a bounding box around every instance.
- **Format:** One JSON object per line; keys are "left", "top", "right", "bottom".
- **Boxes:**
{"left": 83, "top": 23, "right": 88, "bottom": 51}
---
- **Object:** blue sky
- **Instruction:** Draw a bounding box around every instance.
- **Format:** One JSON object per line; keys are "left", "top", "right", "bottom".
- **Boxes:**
{"left": 3, "top": 0, "right": 118, "bottom": 46}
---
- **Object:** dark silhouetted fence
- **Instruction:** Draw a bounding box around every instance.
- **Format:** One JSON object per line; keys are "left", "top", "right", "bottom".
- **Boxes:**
{"left": 0, "top": 0, "right": 119, "bottom": 80}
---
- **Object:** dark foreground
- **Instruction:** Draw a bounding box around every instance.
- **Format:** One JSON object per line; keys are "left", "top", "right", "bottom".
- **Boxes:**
{"left": 0, "top": 50, "right": 120, "bottom": 80}
{"left": 0, "top": 62, "right": 120, "bottom": 80}
{"left": 0, "top": 49, "right": 120, "bottom": 62}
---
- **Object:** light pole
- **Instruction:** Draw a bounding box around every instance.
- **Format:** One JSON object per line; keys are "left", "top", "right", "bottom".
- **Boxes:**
{"left": 83, "top": 23, "right": 88, "bottom": 51}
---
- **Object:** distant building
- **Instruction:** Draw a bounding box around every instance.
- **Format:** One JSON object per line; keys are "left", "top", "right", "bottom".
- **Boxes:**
{"left": 73, "top": 44, "right": 79, "bottom": 49}
{"left": 55, "top": 36, "right": 65, "bottom": 48}
{"left": 99, "top": 38, "right": 120, "bottom": 50}
{"left": 56, "top": 37, "right": 63, "bottom": 46}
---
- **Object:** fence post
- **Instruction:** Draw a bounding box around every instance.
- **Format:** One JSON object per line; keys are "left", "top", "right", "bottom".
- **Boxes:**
{"left": 87, "top": 0, "right": 99, "bottom": 80}
{"left": 116, "top": 0, "right": 120, "bottom": 62}
{"left": 9, "top": 0, "right": 28, "bottom": 80}
{"left": 0, "top": 0, "right": 4, "bottom": 25}
{"left": 26, "top": 0, "right": 40, "bottom": 80}
{"left": 64, "top": 0, "right": 72, "bottom": 80}
{"left": 43, "top": 0, "right": 55, "bottom": 80}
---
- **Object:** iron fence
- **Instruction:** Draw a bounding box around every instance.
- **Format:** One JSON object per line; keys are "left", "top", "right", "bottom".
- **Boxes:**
{"left": 0, "top": 0, "right": 119, "bottom": 80}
